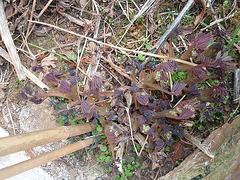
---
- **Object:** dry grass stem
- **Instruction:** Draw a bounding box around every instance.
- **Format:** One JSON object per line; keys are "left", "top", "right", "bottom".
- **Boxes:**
{"left": 29, "top": 20, "right": 197, "bottom": 67}
{"left": 0, "top": 47, "right": 49, "bottom": 90}
{"left": 0, "top": 1, "right": 25, "bottom": 80}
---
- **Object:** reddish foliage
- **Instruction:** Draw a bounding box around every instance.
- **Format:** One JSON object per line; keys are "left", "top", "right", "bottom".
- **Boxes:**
{"left": 170, "top": 141, "right": 184, "bottom": 162}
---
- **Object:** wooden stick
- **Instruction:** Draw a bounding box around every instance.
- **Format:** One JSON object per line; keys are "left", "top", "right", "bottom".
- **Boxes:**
{"left": 38, "top": 0, "right": 54, "bottom": 18}
{"left": 0, "top": 138, "right": 94, "bottom": 180}
{"left": 0, "top": 0, "right": 25, "bottom": 80}
{"left": 0, "top": 46, "right": 49, "bottom": 90}
{"left": 141, "top": 0, "right": 195, "bottom": 69}
{"left": 0, "top": 123, "right": 95, "bottom": 157}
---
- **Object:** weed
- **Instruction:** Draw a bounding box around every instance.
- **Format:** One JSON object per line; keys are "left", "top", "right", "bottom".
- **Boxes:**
{"left": 165, "top": 146, "right": 170, "bottom": 152}
{"left": 100, "top": 145, "right": 108, "bottom": 152}
{"left": 137, "top": 54, "right": 145, "bottom": 61}
{"left": 145, "top": 44, "right": 151, "bottom": 50}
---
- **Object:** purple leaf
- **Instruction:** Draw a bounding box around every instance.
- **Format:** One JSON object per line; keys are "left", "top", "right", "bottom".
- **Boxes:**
{"left": 32, "top": 65, "right": 43, "bottom": 72}
{"left": 68, "top": 69, "right": 76, "bottom": 76}
{"left": 81, "top": 100, "right": 91, "bottom": 113}
{"left": 114, "top": 90, "right": 123, "bottom": 98}
{"left": 68, "top": 76, "right": 79, "bottom": 85}
{"left": 176, "top": 100, "right": 191, "bottom": 109}
{"left": 171, "top": 81, "right": 186, "bottom": 95}
{"left": 198, "top": 53, "right": 212, "bottom": 65}
{"left": 145, "top": 127, "right": 154, "bottom": 135}
{"left": 209, "top": 86, "right": 229, "bottom": 98}
{"left": 53, "top": 70, "right": 65, "bottom": 77}
{"left": 129, "top": 83, "right": 139, "bottom": 92}
{"left": 161, "top": 61, "right": 178, "bottom": 73}
{"left": 162, "top": 124, "right": 171, "bottom": 133}
{"left": 125, "top": 66, "right": 133, "bottom": 72}
{"left": 193, "top": 67, "right": 207, "bottom": 80}
{"left": 58, "top": 80, "right": 72, "bottom": 93}
{"left": 144, "top": 110, "right": 156, "bottom": 121}
{"left": 140, "top": 124, "right": 154, "bottom": 135}
{"left": 138, "top": 115, "right": 147, "bottom": 124}
{"left": 44, "top": 72, "right": 58, "bottom": 83}
{"left": 212, "top": 52, "right": 235, "bottom": 71}
{"left": 19, "top": 91, "right": 29, "bottom": 100}
{"left": 105, "top": 127, "right": 117, "bottom": 143}
{"left": 155, "top": 140, "right": 165, "bottom": 151}
{"left": 166, "top": 139, "right": 173, "bottom": 146}
{"left": 179, "top": 108, "right": 195, "bottom": 119}
{"left": 85, "top": 108, "right": 96, "bottom": 119}
{"left": 89, "top": 75, "right": 102, "bottom": 89}
{"left": 185, "top": 83, "right": 201, "bottom": 95}
{"left": 29, "top": 96, "right": 44, "bottom": 104}
{"left": 191, "top": 32, "right": 213, "bottom": 51}
{"left": 23, "top": 86, "right": 33, "bottom": 95}
{"left": 89, "top": 76, "right": 102, "bottom": 96}
{"left": 136, "top": 93, "right": 149, "bottom": 105}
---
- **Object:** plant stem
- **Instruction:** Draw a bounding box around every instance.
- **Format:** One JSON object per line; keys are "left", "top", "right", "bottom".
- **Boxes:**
{"left": 16, "top": 39, "right": 72, "bottom": 63}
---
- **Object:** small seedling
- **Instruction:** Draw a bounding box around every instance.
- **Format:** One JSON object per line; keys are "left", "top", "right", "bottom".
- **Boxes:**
{"left": 100, "top": 145, "right": 108, "bottom": 152}
{"left": 69, "top": 152, "right": 75, "bottom": 157}
{"left": 135, "top": 161, "right": 140, "bottom": 169}
{"left": 68, "top": 53, "right": 78, "bottom": 61}
{"left": 145, "top": 44, "right": 151, "bottom": 50}
{"left": 138, "top": 54, "right": 145, "bottom": 61}
{"left": 130, "top": 157, "right": 135, "bottom": 162}
{"left": 165, "top": 146, "right": 170, "bottom": 152}
{"left": 97, "top": 126, "right": 103, "bottom": 132}
{"left": 105, "top": 156, "right": 112, "bottom": 163}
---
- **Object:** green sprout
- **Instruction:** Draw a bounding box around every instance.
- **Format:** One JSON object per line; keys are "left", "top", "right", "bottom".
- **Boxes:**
{"left": 138, "top": 54, "right": 145, "bottom": 61}
{"left": 100, "top": 145, "right": 108, "bottom": 152}
{"left": 165, "top": 146, "right": 171, "bottom": 152}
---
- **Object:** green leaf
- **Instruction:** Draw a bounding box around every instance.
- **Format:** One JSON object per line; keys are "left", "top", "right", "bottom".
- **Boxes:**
{"left": 100, "top": 145, "right": 108, "bottom": 152}
{"left": 99, "top": 154, "right": 106, "bottom": 161}
{"left": 135, "top": 161, "right": 140, "bottom": 169}
{"left": 232, "top": 23, "right": 240, "bottom": 39}
{"left": 59, "top": 120, "right": 64, "bottom": 126}
{"left": 124, "top": 169, "right": 133, "bottom": 177}
{"left": 130, "top": 157, "right": 135, "bottom": 162}
{"left": 198, "top": 125, "right": 203, "bottom": 130}
{"left": 127, "top": 163, "right": 133, "bottom": 171}
{"left": 108, "top": 166, "right": 113, "bottom": 172}
{"left": 105, "top": 156, "right": 112, "bottom": 163}
{"left": 97, "top": 126, "right": 103, "bottom": 132}
{"left": 71, "top": 121, "right": 77, "bottom": 125}
{"left": 165, "top": 146, "right": 170, "bottom": 152}
{"left": 68, "top": 53, "right": 78, "bottom": 61}
{"left": 69, "top": 153, "right": 75, "bottom": 156}
{"left": 138, "top": 54, "right": 145, "bottom": 61}
{"left": 145, "top": 44, "right": 151, "bottom": 50}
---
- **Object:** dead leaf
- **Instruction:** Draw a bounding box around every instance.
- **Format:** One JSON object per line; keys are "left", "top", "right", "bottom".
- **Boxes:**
{"left": 124, "top": 90, "right": 132, "bottom": 108}
{"left": 194, "top": 0, "right": 206, "bottom": 26}
{"left": 170, "top": 141, "right": 184, "bottom": 162}
{"left": 77, "top": 0, "right": 88, "bottom": 7}
{"left": 115, "top": 141, "right": 125, "bottom": 173}
{"left": 88, "top": 42, "right": 96, "bottom": 52}
{"left": 33, "top": 26, "right": 52, "bottom": 36}
{"left": 41, "top": 53, "right": 57, "bottom": 69}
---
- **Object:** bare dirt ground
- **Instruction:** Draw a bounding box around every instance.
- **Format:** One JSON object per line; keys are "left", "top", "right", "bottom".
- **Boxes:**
{"left": 0, "top": 97, "right": 108, "bottom": 179}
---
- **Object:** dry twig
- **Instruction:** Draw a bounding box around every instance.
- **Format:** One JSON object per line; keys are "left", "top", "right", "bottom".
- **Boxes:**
{"left": 0, "top": 47, "right": 48, "bottom": 90}
{"left": 0, "top": 0, "right": 25, "bottom": 80}
{"left": 29, "top": 20, "right": 197, "bottom": 67}
{"left": 184, "top": 130, "right": 214, "bottom": 158}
